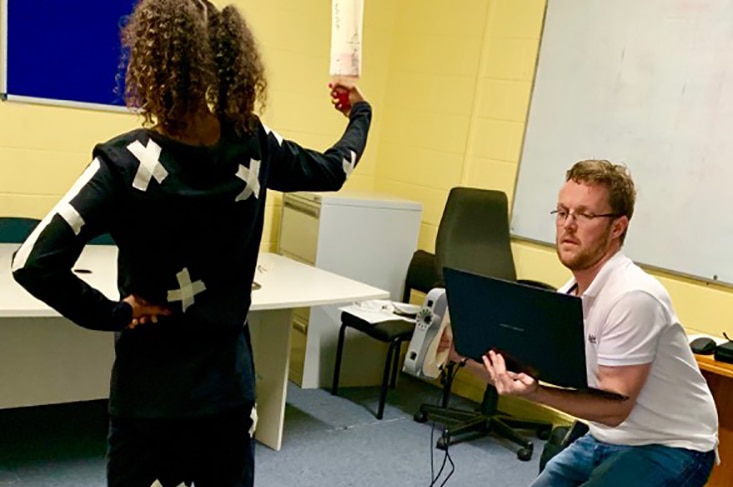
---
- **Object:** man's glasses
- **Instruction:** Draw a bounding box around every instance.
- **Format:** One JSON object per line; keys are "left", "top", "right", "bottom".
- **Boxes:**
{"left": 550, "top": 208, "right": 620, "bottom": 225}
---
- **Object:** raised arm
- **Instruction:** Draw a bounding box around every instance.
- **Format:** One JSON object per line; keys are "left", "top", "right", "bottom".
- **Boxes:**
{"left": 264, "top": 83, "right": 372, "bottom": 192}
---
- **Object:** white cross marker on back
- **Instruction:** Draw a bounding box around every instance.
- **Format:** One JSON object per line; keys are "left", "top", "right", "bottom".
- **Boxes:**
{"left": 167, "top": 268, "right": 206, "bottom": 312}
{"left": 236, "top": 159, "right": 261, "bottom": 201}
{"left": 127, "top": 139, "right": 169, "bottom": 191}
{"left": 342, "top": 150, "right": 356, "bottom": 178}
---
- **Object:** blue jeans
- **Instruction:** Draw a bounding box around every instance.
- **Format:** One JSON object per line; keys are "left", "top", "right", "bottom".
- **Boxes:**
{"left": 531, "top": 434, "right": 715, "bottom": 487}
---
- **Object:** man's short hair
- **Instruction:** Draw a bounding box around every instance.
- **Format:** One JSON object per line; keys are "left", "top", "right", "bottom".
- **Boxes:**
{"left": 566, "top": 160, "right": 636, "bottom": 242}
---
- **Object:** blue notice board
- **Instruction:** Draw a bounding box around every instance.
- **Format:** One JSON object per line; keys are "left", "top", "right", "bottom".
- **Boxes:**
{"left": 1, "top": 0, "right": 136, "bottom": 109}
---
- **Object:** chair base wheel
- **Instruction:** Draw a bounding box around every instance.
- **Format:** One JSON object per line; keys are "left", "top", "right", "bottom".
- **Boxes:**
{"left": 414, "top": 410, "right": 428, "bottom": 423}
{"left": 436, "top": 434, "right": 450, "bottom": 450}
{"left": 537, "top": 425, "right": 552, "bottom": 440}
{"left": 517, "top": 447, "right": 533, "bottom": 461}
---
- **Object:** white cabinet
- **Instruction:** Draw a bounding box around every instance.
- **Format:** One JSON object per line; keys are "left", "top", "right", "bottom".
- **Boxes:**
{"left": 278, "top": 191, "right": 422, "bottom": 388}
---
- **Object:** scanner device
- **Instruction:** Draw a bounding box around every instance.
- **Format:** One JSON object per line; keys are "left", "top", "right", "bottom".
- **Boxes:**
{"left": 403, "top": 288, "right": 450, "bottom": 379}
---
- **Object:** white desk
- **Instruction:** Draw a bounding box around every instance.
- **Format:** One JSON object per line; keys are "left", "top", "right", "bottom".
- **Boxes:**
{"left": 0, "top": 244, "right": 388, "bottom": 451}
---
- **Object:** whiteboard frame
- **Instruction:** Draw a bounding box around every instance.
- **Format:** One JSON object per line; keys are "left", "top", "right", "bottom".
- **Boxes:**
{"left": 511, "top": 235, "right": 733, "bottom": 289}
{"left": 1, "top": 0, "right": 7, "bottom": 95}
{"left": 3, "top": 94, "right": 130, "bottom": 113}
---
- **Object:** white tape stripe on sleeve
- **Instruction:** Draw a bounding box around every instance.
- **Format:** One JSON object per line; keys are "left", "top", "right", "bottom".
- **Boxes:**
{"left": 262, "top": 124, "right": 284, "bottom": 146}
{"left": 12, "top": 159, "right": 102, "bottom": 272}
{"left": 57, "top": 203, "right": 85, "bottom": 235}
{"left": 342, "top": 150, "right": 356, "bottom": 178}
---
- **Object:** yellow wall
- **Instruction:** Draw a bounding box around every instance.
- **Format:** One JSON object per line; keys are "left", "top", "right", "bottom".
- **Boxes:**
{"left": 3, "top": 0, "right": 733, "bottom": 424}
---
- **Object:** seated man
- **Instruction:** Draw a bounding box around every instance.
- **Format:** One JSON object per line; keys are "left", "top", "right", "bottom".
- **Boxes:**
{"left": 445, "top": 160, "right": 718, "bottom": 486}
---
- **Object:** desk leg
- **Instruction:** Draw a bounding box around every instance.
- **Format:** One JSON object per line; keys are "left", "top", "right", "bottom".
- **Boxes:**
{"left": 248, "top": 309, "right": 292, "bottom": 452}
{"left": 702, "top": 370, "right": 733, "bottom": 487}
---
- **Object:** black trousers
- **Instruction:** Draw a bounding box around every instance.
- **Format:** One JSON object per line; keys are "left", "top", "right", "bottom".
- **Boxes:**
{"left": 107, "top": 403, "right": 256, "bottom": 487}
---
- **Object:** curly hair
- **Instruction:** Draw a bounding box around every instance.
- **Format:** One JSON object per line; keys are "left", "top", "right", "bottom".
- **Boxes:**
{"left": 120, "top": 0, "right": 267, "bottom": 135}
{"left": 566, "top": 159, "right": 636, "bottom": 243}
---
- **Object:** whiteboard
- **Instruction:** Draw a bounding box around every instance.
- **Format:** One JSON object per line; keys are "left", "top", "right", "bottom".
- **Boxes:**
{"left": 512, "top": 0, "right": 733, "bottom": 285}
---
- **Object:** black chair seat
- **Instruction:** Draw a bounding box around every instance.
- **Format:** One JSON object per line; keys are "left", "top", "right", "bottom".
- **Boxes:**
{"left": 340, "top": 312, "right": 415, "bottom": 342}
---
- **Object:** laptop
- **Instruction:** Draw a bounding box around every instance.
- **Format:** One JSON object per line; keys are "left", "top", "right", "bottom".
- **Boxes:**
{"left": 443, "top": 267, "right": 627, "bottom": 400}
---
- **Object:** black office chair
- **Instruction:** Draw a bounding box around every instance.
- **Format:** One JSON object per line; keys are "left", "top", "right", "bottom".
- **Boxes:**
{"left": 0, "top": 217, "right": 41, "bottom": 243}
{"left": 413, "top": 187, "right": 553, "bottom": 461}
{"left": 331, "top": 249, "right": 439, "bottom": 419}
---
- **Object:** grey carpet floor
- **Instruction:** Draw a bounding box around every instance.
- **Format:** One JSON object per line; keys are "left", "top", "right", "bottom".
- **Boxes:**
{"left": 0, "top": 375, "right": 545, "bottom": 486}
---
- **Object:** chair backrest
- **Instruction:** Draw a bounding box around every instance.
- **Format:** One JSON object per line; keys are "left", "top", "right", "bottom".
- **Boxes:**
{"left": 401, "top": 249, "right": 439, "bottom": 302}
{"left": 0, "top": 217, "right": 40, "bottom": 243}
{"left": 435, "top": 187, "right": 517, "bottom": 283}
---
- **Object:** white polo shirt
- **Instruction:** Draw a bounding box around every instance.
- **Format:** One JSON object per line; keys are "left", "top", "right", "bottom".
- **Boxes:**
{"left": 559, "top": 252, "right": 718, "bottom": 452}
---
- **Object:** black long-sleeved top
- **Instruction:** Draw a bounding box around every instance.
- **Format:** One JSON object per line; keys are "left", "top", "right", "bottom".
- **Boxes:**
{"left": 12, "top": 102, "right": 371, "bottom": 418}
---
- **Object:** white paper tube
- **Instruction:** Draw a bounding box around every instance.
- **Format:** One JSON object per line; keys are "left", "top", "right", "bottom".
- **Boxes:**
{"left": 330, "top": 0, "right": 363, "bottom": 78}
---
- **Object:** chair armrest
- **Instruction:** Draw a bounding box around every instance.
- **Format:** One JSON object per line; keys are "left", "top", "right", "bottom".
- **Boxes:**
{"left": 518, "top": 279, "right": 556, "bottom": 291}
{"left": 560, "top": 420, "right": 589, "bottom": 448}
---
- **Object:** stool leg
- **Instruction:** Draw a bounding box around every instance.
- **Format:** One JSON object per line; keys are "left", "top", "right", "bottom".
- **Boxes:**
{"left": 377, "top": 340, "right": 397, "bottom": 420}
{"left": 331, "top": 323, "right": 348, "bottom": 396}
{"left": 390, "top": 340, "right": 401, "bottom": 388}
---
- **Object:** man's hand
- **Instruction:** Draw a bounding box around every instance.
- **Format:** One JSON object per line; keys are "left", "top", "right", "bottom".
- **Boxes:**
{"left": 330, "top": 81, "right": 366, "bottom": 116}
{"left": 482, "top": 350, "right": 538, "bottom": 397}
{"left": 122, "top": 294, "right": 172, "bottom": 329}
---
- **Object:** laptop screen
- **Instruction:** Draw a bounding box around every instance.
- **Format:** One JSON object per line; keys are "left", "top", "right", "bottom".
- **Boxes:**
{"left": 443, "top": 267, "right": 589, "bottom": 390}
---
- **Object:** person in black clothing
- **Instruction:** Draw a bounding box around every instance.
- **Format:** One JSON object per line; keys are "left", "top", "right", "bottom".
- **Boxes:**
{"left": 11, "top": 1, "right": 371, "bottom": 486}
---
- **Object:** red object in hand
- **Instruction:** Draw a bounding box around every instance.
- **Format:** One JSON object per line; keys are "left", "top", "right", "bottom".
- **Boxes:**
{"left": 333, "top": 87, "right": 351, "bottom": 112}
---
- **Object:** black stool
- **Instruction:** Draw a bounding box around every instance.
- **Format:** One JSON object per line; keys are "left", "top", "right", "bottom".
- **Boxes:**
{"left": 331, "top": 311, "right": 414, "bottom": 419}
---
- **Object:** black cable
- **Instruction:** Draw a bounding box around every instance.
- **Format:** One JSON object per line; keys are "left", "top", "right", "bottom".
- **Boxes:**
{"left": 428, "top": 399, "right": 448, "bottom": 487}
{"left": 427, "top": 360, "right": 464, "bottom": 486}
{"left": 429, "top": 440, "right": 450, "bottom": 487}
{"left": 438, "top": 451, "right": 455, "bottom": 487}
{"left": 429, "top": 412, "right": 436, "bottom": 482}
{"left": 428, "top": 369, "right": 445, "bottom": 486}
